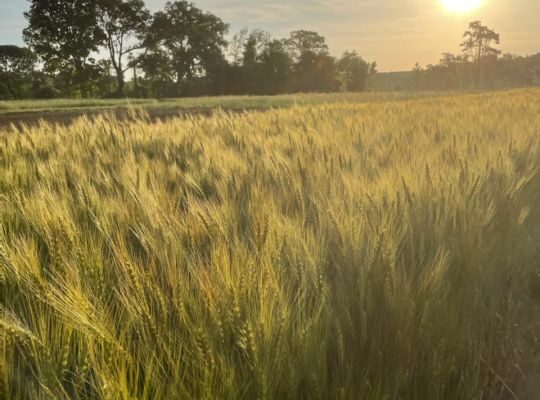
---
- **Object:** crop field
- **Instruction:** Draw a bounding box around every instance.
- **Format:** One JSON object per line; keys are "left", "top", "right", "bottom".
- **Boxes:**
{"left": 0, "top": 92, "right": 438, "bottom": 114}
{"left": 0, "top": 92, "right": 447, "bottom": 131}
{"left": 1, "top": 89, "right": 540, "bottom": 399}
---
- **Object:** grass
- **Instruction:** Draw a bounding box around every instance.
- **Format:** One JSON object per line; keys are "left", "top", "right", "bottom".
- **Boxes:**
{"left": 1, "top": 89, "right": 540, "bottom": 399}
{"left": 0, "top": 91, "right": 453, "bottom": 115}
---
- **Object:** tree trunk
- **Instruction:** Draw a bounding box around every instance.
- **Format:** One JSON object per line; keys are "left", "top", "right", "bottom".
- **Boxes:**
{"left": 115, "top": 69, "right": 125, "bottom": 97}
{"left": 476, "top": 40, "right": 483, "bottom": 89}
{"left": 5, "top": 77, "right": 19, "bottom": 100}
{"left": 132, "top": 66, "right": 140, "bottom": 97}
{"left": 176, "top": 73, "right": 184, "bottom": 97}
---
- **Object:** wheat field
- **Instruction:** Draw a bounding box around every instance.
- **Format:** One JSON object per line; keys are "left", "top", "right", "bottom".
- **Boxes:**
{"left": 1, "top": 90, "right": 540, "bottom": 399}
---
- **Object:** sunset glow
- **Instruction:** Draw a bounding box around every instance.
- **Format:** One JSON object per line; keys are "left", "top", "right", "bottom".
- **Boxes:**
{"left": 441, "top": 0, "right": 483, "bottom": 13}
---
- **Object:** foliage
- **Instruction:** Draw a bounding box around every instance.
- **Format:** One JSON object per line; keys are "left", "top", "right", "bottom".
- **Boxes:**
{"left": 368, "top": 22, "right": 538, "bottom": 92}
{"left": 285, "top": 30, "right": 329, "bottom": 61}
{"left": 336, "top": 51, "right": 374, "bottom": 92}
{"left": 461, "top": 21, "right": 501, "bottom": 88}
{"left": 96, "top": 0, "right": 151, "bottom": 96}
{"left": 398, "top": 52, "right": 540, "bottom": 92}
{"left": 19, "top": 1, "right": 375, "bottom": 98}
{"left": 461, "top": 21, "right": 501, "bottom": 61}
{"left": 13, "top": 1, "right": 540, "bottom": 98}
{"left": 223, "top": 30, "right": 293, "bottom": 95}
{"left": 294, "top": 51, "right": 338, "bottom": 92}
{"left": 140, "top": 1, "right": 228, "bottom": 96}
{"left": 23, "top": 0, "right": 105, "bottom": 96}
{"left": 1, "top": 90, "right": 540, "bottom": 399}
{"left": 0, "top": 46, "right": 36, "bottom": 99}
{"left": 258, "top": 40, "right": 294, "bottom": 94}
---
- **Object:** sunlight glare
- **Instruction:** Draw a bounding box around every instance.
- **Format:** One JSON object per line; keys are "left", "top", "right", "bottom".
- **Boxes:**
{"left": 441, "top": 0, "right": 483, "bottom": 13}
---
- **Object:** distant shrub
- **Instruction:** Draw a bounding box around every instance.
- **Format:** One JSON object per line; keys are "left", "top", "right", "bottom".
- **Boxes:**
{"left": 33, "top": 85, "right": 61, "bottom": 99}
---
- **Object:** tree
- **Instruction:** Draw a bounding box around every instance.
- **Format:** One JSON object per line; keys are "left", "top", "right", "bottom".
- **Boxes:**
{"left": 96, "top": 0, "right": 151, "bottom": 96}
{"left": 409, "top": 63, "right": 424, "bottom": 90}
{"left": 228, "top": 28, "right": 249, "bottom": 66}
{"left": 242, "top": 30, "right": 271, "bottom": 68}
{"left": 258, "top": 40, "right": 293, "bottom": 94}
{"left": 285, "top": 30, "right": 329, "bottom": 61}
{"left": 24, "top": 0, "right": 105, "bottom": 96}
{"left": 294, "top": 51, "right": 337, "bottom": 92}
{"left": 461, "top": 21, "right": 501, "bottom": 88}
{"left": 0, "top": 45, "right": 36, "bottom": 99}
{"left": 336, "top": 51, "right": 372, "bottom": 92}
{"left": 437, "top": 53, "right": 462, "bottom": 89}
{"left": 285, "top": 30, "right": 335, "bottom": 92}
{"left": 239, "top": 30, "right": 272, "bottom": 93}
{"left": 141, "top": 1, "right": 228, "bottom": 96}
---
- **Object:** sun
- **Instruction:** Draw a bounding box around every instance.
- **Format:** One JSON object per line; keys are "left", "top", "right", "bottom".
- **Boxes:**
{"left": 441, "top": 0, "right": 483, "bottom": 13}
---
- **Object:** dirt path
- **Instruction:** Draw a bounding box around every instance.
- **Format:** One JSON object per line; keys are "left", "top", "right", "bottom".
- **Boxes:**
{"left": 0, "top": 106, "right": 250, "bottom": 131}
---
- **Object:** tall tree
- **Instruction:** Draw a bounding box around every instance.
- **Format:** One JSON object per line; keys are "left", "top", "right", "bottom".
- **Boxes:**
{"left": 461, "top": 21, "right": 501, "bottom": 88}
{"left": 336, "top": 51, "right": 373, "bottom": 92}
{"left": 259, "top": 40, "right": 293, "bottom": 94}
{"left": 224, "top": 30, "right": 293, "bottom": 95}
{"left": 285, "top": 30, "right": 329, "bottom": 61}
{"left": 410, "top": 62, "right": 424, "bottom": 91}
{"left": 239, "top": 30, "right": 271, "bottom": 93}
{"left": 24, "top": 0, "right": 104, "bottom": 96}
{"left": 242, "top": 30, "right": 271, "bottom": 68}
{"left": 96, "top": 0, "right": 151, "bottom": 96}
{"left": 295, "top": 51, "right": 337, "bottom": 92}
{"left": 141, "top": 1, "right": 228, "bottom": 96}
{"left": 285, "top": 30, "right": 335, "bottom": 92}
{"left": 0, "top": 45, "right": 36, "bottom": 99}
{"left": 228, "top": 28, "right": 249, "bottom": 66}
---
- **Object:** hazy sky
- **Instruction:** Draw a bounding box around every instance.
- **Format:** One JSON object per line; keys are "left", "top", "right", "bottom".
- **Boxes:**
{"left": 1, "top": 0, "right": 539, "bottom": 71}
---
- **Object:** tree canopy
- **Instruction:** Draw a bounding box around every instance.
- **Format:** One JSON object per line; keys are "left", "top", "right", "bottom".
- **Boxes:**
{"left": 140, "top": 1, "right": 228, "bottom": 96}
{"left": 461, "top": 21, "right": 501, "bottom": 61}
{"left": 392, "top": 21, "right": 540, "bottom": 92}
{"left": 4, "top": 4, "right": 536, "bottom": 99}
{"left": 23, "top": 0, "right": 105, "bottom": 96}
{"left": 97, "top": 0, "right": 151, "bottom": 95}
{"left": 337, "top": 51, "right": 375, "bottom": 92}
{"left": 461, "top": 21, "right": 501, "bottom": 88}
{"left": 16, "top": 0, "right": 375, "bottom": 98}
{"left": 0, "top": 45, "right": 36, "bottom": 99}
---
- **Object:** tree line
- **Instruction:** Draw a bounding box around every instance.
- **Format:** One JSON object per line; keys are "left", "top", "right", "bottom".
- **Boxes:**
{"left": 385, "top": 21, "right": 540, "bottom": 92}
{"left": 2, "top": 5, "right": 539, "bottom": 99}
{"left": 0, "top": 0, "right": 376, "bottom": 99}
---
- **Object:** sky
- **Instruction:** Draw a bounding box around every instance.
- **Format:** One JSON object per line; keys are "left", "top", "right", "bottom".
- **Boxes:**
{"left": 1, "top": 0, "right": 539, "bottom": 71}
